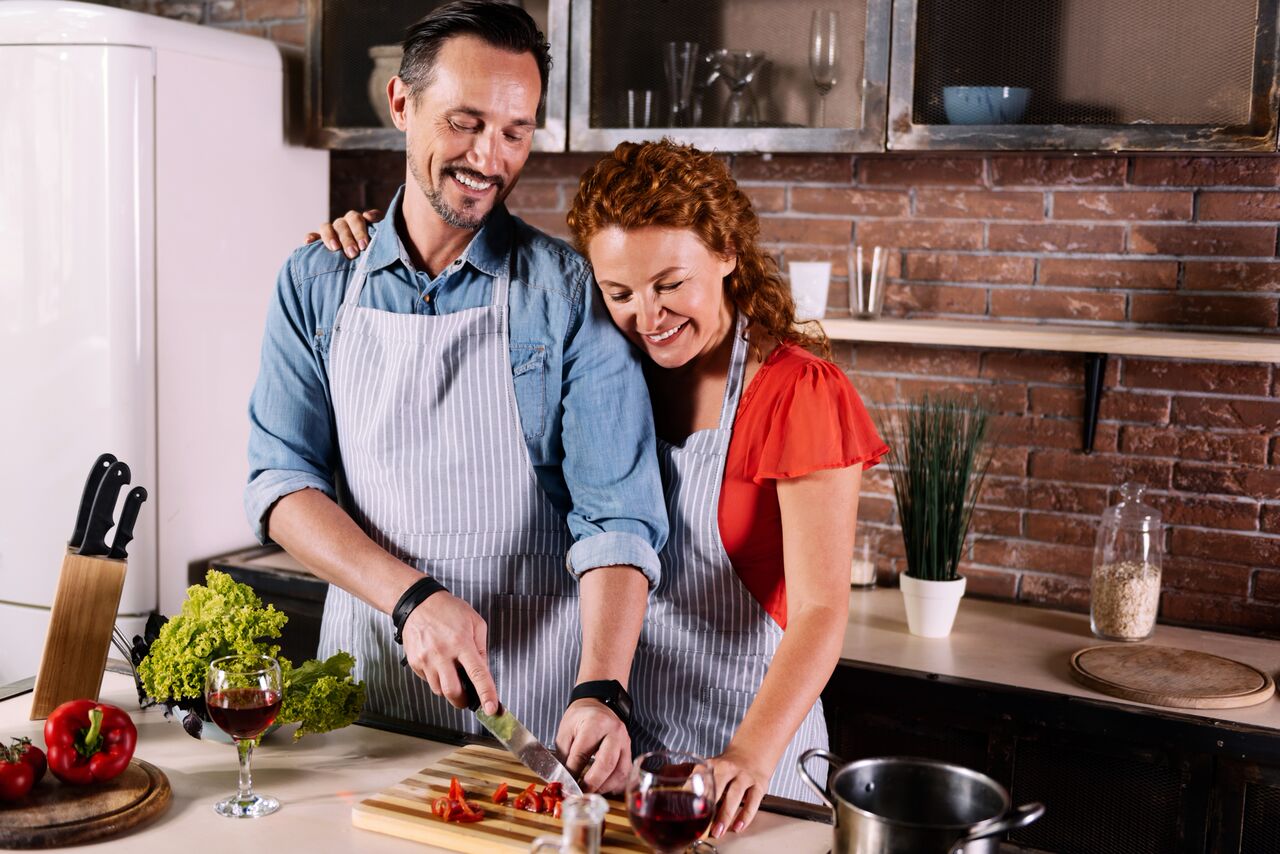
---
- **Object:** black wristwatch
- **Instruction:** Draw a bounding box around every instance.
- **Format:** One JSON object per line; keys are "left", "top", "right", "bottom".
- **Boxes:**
{"left": 569, "top": 679, "right": 633, "bottom": 725}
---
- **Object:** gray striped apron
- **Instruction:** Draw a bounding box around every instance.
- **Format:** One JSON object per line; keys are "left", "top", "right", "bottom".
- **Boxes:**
{"left": 629, "top": 314, "right": 828, "bottom": 803}
{"left": 317, "top": 246, "right": 578, "bottom": 745}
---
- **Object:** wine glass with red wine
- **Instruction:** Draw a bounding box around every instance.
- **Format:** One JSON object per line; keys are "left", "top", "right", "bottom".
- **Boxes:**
{"left": 205, "top": 654, "right": 283, "bottom": 818}
{"left": 627, "top": 751, "right": 718, "bottom": 853}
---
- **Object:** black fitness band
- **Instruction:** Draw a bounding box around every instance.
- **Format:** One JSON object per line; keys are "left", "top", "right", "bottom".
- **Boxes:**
{"left": 391, "top": 576, "right": 448, "bottom": 644}
{"left": 569, "top": 679, "right": 633, "bottom": 726}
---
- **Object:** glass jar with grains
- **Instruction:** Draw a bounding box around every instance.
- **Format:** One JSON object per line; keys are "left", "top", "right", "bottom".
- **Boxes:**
{"left": 1090, "top": 482, "right": 1163, "bottom": 641}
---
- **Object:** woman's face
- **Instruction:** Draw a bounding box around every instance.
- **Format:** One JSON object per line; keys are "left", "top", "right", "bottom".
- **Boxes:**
{"left": 587, "top": 226, "right": 736, "bottom": 371}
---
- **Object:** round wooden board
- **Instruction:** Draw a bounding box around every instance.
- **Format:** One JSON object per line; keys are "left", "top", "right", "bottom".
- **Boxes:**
{"left": 0, "top": 759, "right": 171, "bottom": 849}
{"left": 1070, "top": 644, "right": 1276, "bottom": 709}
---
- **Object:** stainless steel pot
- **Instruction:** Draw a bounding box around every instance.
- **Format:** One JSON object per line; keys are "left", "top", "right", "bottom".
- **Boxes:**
{"left": 798, "top": 751, "right": 1045, "bottom": 854}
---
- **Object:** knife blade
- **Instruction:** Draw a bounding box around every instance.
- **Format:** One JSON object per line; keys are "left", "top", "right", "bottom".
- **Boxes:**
{"left": 459, "top": 669, "right": 583, "bottom": 796}
{"left": 78, "top": 460, "right": 131, "bottom": 557}
{"left": 69, "top": 453, "right": 117, "bottom": 550}
{"left": 108, "top": 486, "right": 147, "bottom": 559}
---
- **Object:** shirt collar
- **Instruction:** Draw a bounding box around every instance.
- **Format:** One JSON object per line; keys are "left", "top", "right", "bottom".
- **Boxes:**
{"left": 365, "top": 185, "right": 512, "bottom": 280}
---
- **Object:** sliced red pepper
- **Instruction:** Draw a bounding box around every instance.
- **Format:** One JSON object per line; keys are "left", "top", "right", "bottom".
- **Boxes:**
{"left": 432, "top": 796, "right": 452, "bottom": 818}
{"left": 542, "top": 781, "right": 564, "bottom": 800}
{"left": 448, "top": 775, "right": 466, "bottom": 801}
{"left": 44, "top": 700, "right": 136, "bottom": 785}
{"left": 492, "top": 781, "right": 509, "bottom": 804}
{"left": 552, "top": 799, "right": 563, "bottom": 818}
{"left": 512, "top": 781, "right": 544, "bottom": 813}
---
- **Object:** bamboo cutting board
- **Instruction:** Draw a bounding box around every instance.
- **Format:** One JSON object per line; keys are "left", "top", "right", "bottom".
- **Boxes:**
{"left": 354, "top": 744, "right": 649, "bottom": 852}
{"left": 1070, "top": 644, "right": 1276, "bottom": 709}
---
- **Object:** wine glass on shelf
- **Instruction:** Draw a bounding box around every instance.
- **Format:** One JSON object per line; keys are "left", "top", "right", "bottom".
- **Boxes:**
{"left": 627, "top": 751, "right": 718, "bottom": 853}
{"left": 809, "top": 10, "right": 840, "bottom": 128}
{"left": 205, "top": 654, "right": 283, "bottom": 818}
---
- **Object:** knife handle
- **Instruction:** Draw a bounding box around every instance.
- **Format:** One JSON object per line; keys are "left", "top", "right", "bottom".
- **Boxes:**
{"left": 70, "top": 453, "right": 117, "bottom": 548}
{"left": 79, "top": 461, "right": 131, "bottom": 556}
{"left": 108, "top": 486, "right": 147, "bottom": 559}
{"left": 457, "top": 665, "right": 481, "bottom": 712}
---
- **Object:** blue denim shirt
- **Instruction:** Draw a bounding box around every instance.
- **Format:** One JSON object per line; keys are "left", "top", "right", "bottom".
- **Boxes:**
{"left": 245, "top": 187, "right": 667, "bottom": 582}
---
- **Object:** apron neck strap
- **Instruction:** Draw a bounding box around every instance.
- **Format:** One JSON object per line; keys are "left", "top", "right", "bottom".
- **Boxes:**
{"left": 716, "top": 312, "right": 751, "bottom": 432}
{"left": 341, "top": 247, "right": 374, "bottom": 310}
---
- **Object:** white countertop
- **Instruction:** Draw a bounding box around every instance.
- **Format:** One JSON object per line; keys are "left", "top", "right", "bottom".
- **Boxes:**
{"left": 0, "top": 673, "right": 831, "bottom": 853}
{"left": 843, "top": 588, "right": 1280, "bottom": 731}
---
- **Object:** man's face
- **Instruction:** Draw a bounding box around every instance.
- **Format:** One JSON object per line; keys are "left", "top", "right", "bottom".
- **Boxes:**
{"left": 390, "top": 35, "right": 540, "bottom": 231}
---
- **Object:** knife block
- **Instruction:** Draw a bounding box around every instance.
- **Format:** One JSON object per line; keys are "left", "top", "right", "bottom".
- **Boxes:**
{"left": 30, "top": 550, "right": 128, "bottom": 719}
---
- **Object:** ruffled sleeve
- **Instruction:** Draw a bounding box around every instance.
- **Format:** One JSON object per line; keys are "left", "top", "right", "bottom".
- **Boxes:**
{"left": 737, "top": 350, "right": 888, "bottom": 483}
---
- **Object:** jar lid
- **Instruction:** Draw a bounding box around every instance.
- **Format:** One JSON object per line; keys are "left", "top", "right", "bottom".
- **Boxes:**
{"left": 1101, "top": 482, "right": 1162, "bottom": 531}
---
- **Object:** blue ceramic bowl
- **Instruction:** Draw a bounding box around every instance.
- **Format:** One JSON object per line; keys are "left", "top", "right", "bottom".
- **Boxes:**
{"left": 942, "top": 86, "right": 1031, "bottom": 125}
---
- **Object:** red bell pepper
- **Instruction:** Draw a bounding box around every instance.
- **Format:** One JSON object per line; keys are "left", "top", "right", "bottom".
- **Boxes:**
{"left": 512, "top": 781, "right": 543, "bottom": 813}
{"left": 492, "top": 781, "right": 509, "bottom": 804}
{"left": 44, "top": 700, "right": 136, "bottom": 785}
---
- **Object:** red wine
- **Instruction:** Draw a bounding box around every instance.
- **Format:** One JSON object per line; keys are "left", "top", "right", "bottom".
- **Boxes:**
{"left": 628, "top": 790, "right": 713, "bottom": 850}
{"left": 208, "top": 688, "right": 282, "bottom": 738}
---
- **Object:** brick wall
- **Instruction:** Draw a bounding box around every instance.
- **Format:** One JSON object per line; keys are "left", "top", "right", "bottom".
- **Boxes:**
{"left": 135, "top": 1, "right": 1280, "bottom": 635}
{"left": 337, "top": 149, "right": 1280, "bottom": 636}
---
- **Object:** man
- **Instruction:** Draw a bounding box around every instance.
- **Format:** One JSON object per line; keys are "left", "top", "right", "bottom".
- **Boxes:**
{"left": 244, "top": 1, "right": 665, "bottom": 793}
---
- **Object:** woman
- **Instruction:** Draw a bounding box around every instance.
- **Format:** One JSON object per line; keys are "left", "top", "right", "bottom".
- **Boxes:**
{"left": 311, "top": 140, "right": 886, "bottom": 838}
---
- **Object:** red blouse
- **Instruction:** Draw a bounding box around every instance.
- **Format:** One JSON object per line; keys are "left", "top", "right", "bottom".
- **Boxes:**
{"left": 718, "top": 343, "right": 888, "bottom": 629}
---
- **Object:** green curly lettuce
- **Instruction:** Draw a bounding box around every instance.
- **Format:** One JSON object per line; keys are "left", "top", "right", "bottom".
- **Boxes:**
{"left": 278, "top": 652, "right": 366, "bottom": 740}
{"left": 138, "top": 570, "right": 364, "bottom": 739}
{"left": 138, "top": 570, "right": 286, "bottom": 703}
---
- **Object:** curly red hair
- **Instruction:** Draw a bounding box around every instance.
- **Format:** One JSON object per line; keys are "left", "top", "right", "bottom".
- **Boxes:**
{"left": 566, "top": 139, "right": 829, "bottom": 359}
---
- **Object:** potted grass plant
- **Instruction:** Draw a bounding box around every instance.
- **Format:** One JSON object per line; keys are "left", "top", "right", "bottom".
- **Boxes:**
{"left": 878, "top": 394, "right": 993, "bottom": 638}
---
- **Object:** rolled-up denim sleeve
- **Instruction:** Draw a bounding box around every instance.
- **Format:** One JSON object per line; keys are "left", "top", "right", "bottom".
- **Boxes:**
{"left": 244, "top": 253, "right": 338, "bottom": 543}
{"left": 559, "top": 266, "right": 668, "bottom": 585}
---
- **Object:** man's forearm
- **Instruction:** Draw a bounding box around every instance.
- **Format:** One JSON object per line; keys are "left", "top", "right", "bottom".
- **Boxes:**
{"left": 268, "top": 487, "right": 421, "bottom": 614}
{"left": 575, "top": 565, "right": 648, "bottom": 687}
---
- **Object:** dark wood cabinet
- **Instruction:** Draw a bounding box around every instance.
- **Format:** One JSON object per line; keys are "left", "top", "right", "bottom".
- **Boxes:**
{"left": 823, "top": 662, "right": 1280, "bottom": 854}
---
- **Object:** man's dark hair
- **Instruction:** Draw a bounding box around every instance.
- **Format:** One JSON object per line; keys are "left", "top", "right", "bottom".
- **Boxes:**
{"left": 400, "top": 0, "right": 551, "bottom": 110}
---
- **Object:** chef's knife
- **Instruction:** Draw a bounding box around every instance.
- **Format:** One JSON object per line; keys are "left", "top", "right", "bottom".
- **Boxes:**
{"left": 459, "top": 669, "right": 584, "bottom": 796}
{"left": 108, "top": 486, "right": 147, "bottom": 559}
{"left": 69, "top": 453, "right": 117, "bottom": 550}
{"left": 78, "top": 460, "right": 131, "bottom": 557}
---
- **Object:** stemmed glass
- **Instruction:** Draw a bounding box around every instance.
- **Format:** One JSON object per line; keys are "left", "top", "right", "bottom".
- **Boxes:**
{"left": 809, "top": 10, "right": 841, "bottom": 128}
{"left": 205, "top": 654, "right": 283, "bottom": 818}
{"left": 626, "top": 751, "right": 718, "bottom": 853}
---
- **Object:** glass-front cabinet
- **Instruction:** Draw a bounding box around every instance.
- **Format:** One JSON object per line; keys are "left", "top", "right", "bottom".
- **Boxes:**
{"left": 568, "top": 0, "right": 892, "bottom": 152}
{"left": 302, "top": 0, "right": 1280, "bottom": 153}
{"left": 304, "top": 0, "right": 569, "bottom": 151}
{"left": 888, "top": 0, "right": 1280, "bottom": 151}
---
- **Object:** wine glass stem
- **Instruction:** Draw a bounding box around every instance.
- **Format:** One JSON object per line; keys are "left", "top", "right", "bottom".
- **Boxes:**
{"left": 236, "top": 737, "right": 256, "bottom": 801}
{"left": 818, "top": 93, "right": 827, "bottom": 129}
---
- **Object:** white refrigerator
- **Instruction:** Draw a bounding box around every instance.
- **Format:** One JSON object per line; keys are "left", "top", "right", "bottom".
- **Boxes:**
{"left": 0, "top": 1, "right": 328, "bottom": 683}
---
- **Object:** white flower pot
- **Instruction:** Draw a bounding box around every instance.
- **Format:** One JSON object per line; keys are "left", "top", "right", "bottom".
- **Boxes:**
{"left": 900, "top": 574, "right": 966, "bottom": 638}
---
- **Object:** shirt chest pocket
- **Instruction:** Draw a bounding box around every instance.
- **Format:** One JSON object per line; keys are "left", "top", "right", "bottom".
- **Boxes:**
{"left": 510, "top": 342, "right": 547, "bottom": 440}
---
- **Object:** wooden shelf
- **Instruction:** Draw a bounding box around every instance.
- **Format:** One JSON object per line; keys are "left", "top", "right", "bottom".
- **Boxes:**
{"left": 821, "top": 318, "right": 1280, "bottom": 363}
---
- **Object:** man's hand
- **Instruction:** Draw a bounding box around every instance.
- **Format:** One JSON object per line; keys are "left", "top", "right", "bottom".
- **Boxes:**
{"left": 400, "top": 591, "right": 500, "bottom": 715}
{"left": 555, "top": 699, "right": 631, "bottom": 794}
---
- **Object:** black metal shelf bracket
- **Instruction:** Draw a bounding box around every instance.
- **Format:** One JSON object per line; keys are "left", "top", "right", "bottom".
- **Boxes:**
{"left": 1082, "top": 352, "right": 1108, "bottom": 454}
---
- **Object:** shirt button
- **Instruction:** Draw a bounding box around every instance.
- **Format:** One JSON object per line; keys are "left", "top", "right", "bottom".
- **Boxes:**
{"left": 422, "top": 293, "right": 431, "bottom": 303}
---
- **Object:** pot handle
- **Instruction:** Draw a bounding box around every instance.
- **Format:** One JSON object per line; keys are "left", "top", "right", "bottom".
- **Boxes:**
{"left": 796, "top": 748, "right": 841, "bottom": 811}
{"left": 948, "top": 802, "right": 1045, "bottom": 854}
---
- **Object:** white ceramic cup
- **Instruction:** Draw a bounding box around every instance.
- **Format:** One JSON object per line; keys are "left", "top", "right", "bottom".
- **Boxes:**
{"left": 789, "top": 261, "right": 832, "bottom": 321}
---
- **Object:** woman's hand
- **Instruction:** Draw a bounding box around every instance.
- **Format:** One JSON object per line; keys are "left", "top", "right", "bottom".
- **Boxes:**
{"left": 303, "top": 209, "right": 385, "bottom": 258}
{"left": 707, "top": 747, "right": 772, "bottom": 838}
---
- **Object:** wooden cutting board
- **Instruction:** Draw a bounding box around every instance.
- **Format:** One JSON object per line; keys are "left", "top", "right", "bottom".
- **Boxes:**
{"left": 1070, "top": 644, "right": 1276, "bottom": 709}
{"left": 354, "top": 744, "right": 649, "bottom": 852}
{"left": 0, "top": 759, "right": 171, "bottom": 849}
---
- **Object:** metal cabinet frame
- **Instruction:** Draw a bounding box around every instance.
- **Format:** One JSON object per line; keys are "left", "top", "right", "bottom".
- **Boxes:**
{"left": 304, "top": 0, "right": 570, "bottom": 153}
{"left": 567, "top": 0, "right": 893, "bottom": 153}
{"left": 885, "top": 0, "right": 1280, "bottom": 152}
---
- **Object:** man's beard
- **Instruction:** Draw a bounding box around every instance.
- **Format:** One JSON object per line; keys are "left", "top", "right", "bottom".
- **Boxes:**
{"left": 410, "top": 157, "right": 503, "bottom": 231}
